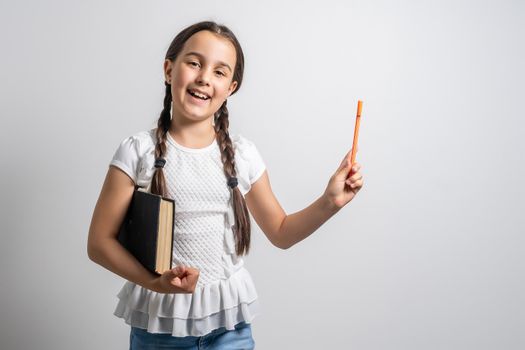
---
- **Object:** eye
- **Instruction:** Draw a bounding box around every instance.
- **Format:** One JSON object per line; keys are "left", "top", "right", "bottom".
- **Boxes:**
{"left": 215, "top": 70, "right": 226, "bottom": 77}
{"left": 188, "top": 61, "right": 200, "bottom": 67}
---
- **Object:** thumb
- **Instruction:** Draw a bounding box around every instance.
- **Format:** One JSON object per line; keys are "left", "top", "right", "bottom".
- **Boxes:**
{"left": 337, "top": 147, "right": 358, "bottom": 170}
{"left": 338, "top": 150, "right": 351, "bottom": 168}
{"left": 170, "top": 276, "right": 182, "bottom": 287}
{"left": 335, "top": 158, "right": 352, "bottom": 180}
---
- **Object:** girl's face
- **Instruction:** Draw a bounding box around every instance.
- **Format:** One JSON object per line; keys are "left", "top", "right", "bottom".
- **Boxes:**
{"left": 164, "top": 30, "right": 238, "bottom": 124}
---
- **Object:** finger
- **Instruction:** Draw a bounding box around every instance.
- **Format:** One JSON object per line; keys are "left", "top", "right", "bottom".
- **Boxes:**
{"left": 336, "top": 159, "right": 352, "bottom": 179}
{"left": 347, "top": 173, "right": 362, "bottom": 182}
{"left": 347, "top": 179, "right": 363, "bottom": 189}
{"left": 346, "top": 172, "right": 363, "bottom": 185}
{"left": 170, "top": 276, "right": 182, "bottom": 287}
{"left": 350, "top": 163, "right": 361, "bottom": 172}
{"left": 338, "top": 149, "right": 353, "bottom": 169}
{"left": 346, "top": 164, "right": 361, "bottom": 178}
{"left": 190, "top": 272, "right": 200, "bottom": 280}
{"left": 182, "top": 276, "right": 197, "bottom": 290}
{"left": 186, "top": 277, "right": 198, "bottom": 288}
{"left": 337, "top": 157, "right": 349, "bottom": 171}
{"left": 175, "top": 266, "right": 190, "bottom": 278}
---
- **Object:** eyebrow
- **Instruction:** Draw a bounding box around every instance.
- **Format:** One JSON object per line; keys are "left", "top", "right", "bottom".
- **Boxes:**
{"left": 184, "top": 51, "right": 233, "bottom": 72}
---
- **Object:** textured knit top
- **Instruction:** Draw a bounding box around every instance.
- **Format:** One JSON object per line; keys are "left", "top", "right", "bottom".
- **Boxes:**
{"left": 109, "top": 128, "right": 266, "bottom": 337}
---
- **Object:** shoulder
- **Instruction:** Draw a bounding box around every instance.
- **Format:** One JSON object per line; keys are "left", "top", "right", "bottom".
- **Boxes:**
{"left": 119, "top": 128, "right": 156, "bottom": 150}
{"left": 110, "top": 128, "right": 157, "bottom": 187}
{"left": 231, "top": 133, "right": 250, "bottom": 146}
{"left": 231, "top": 134, "right": 267, "bottom": 195}
{"left": 114, "top": 128, "right": 157, "bottom": 160}
{"left": 231, "top": 134, "right": 258, "bottom": 157}
{"left": 231, "top": 134, "right": 265, "bottom": 164}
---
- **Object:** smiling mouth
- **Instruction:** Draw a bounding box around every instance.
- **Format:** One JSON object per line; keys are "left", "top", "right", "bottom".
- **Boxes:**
{"left": 187, "top": 89, "right": 210, "bottom": 100}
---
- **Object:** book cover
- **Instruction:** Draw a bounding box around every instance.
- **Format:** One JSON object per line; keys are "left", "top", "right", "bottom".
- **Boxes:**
{"left": 117, "top": 186, "right": 175, "bottom": 275}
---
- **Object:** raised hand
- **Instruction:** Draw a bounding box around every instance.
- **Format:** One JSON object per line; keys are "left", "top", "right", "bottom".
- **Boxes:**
{"left": 323, "top": 149, "right": 364, "bottom": 210}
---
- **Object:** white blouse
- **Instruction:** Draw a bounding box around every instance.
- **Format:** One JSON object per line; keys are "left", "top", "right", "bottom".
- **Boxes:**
{"left": 109, "top": 128, "right": 266, "bottom": 336}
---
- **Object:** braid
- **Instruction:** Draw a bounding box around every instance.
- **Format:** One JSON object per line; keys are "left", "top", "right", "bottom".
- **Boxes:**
{"left": 150, "top": 81, "right": 172, "bottom": 197}
{"left": 155, "top": 21, "right": 247, "bottom": 252}
{"left": 215, "top": 100, "right": 251, "bottom": 256}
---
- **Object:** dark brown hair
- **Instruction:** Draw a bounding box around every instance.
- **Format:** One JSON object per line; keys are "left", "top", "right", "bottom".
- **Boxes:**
{"left": 150, "top": 21, "right": 250, "bottom": 256}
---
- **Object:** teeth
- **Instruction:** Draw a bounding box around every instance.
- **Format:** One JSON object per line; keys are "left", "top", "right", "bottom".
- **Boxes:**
{"left": 189, "top": 90, "right": 209, "bottom": 100}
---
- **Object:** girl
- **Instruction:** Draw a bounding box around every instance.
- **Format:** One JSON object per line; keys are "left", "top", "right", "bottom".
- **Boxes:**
{"left": 88, "top": 21, "right": 363, "bottom": 349}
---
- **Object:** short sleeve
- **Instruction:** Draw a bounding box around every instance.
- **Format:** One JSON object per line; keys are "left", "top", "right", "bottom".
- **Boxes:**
{"left": 109, "top": 134, "right": 143, "bottom": 184}
{"left": 232, "top": 134, "right": 267, "bottom": 195}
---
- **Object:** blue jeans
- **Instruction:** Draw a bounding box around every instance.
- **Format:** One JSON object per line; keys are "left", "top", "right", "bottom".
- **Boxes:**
{"left": 129, "top": 322, "right": 255, "bottom": 349}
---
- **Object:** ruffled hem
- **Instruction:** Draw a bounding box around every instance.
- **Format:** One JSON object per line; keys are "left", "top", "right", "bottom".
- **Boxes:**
{"left": 115, "top": 298, "right": 259, "bottom": 337}
{"left": 113, "top": 267, "right": 258, "bottom": 336}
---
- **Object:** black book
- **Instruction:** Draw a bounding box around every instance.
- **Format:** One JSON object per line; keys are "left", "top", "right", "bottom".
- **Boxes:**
{"left": 117, "top": 186, "right": 175, "bottom": 275}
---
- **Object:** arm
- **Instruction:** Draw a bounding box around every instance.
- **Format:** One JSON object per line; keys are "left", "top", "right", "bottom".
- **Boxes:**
{"left": 87, "top": 166, "right": 158, "bottom": 288}
{"left": 87, "top": 166, "right": 198, "bottom": 293}
{"left": 245, "top": 153, "right": 363, "bottom": 250}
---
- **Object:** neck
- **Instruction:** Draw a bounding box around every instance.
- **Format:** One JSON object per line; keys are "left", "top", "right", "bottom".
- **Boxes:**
{"left": 168, "top": 119, "right": 216, "bottom": 149}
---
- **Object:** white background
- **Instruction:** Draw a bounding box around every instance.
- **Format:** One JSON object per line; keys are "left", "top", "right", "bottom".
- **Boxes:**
{"left": 1, "top": 0, "right": 524, "bottom": 349}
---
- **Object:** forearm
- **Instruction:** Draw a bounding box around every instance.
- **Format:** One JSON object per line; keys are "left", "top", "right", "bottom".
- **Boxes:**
{"left": 276, "top": 194, "right": 340, "bottom": 249}
{"left": 88, "top": 238, "right": 158, "bottom": 291}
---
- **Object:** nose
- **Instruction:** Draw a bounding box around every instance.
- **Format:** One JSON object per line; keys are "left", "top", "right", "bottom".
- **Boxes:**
{"left": 196, "top": 67, "right": 211, "bottom": 86}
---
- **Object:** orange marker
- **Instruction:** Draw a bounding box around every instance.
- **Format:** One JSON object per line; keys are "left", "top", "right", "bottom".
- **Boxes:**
{"left": 350, "top": 100, "right": 362, "bottom": 166}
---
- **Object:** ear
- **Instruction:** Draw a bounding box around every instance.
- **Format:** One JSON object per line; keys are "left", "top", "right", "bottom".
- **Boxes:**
{"left": 228, "top": 80, "right": 238, "bottom": 96}
{"left": 164, "top": 59, "right": 173, "bottom": 83}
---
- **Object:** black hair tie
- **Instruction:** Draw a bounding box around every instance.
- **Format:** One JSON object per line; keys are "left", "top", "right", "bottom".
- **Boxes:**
{"left": 227, "top": 177, "right": 238, "bottom": 189}
{"left": 154, "top": 158, "right": 166, "bottom": 168}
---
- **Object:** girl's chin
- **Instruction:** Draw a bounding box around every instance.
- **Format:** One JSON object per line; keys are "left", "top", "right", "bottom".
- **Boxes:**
{"left": 179, "top": 108, "right": 215, "bottom": 121}
{"left": 172, "top": 101, "right": 218, "bottom": 120}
